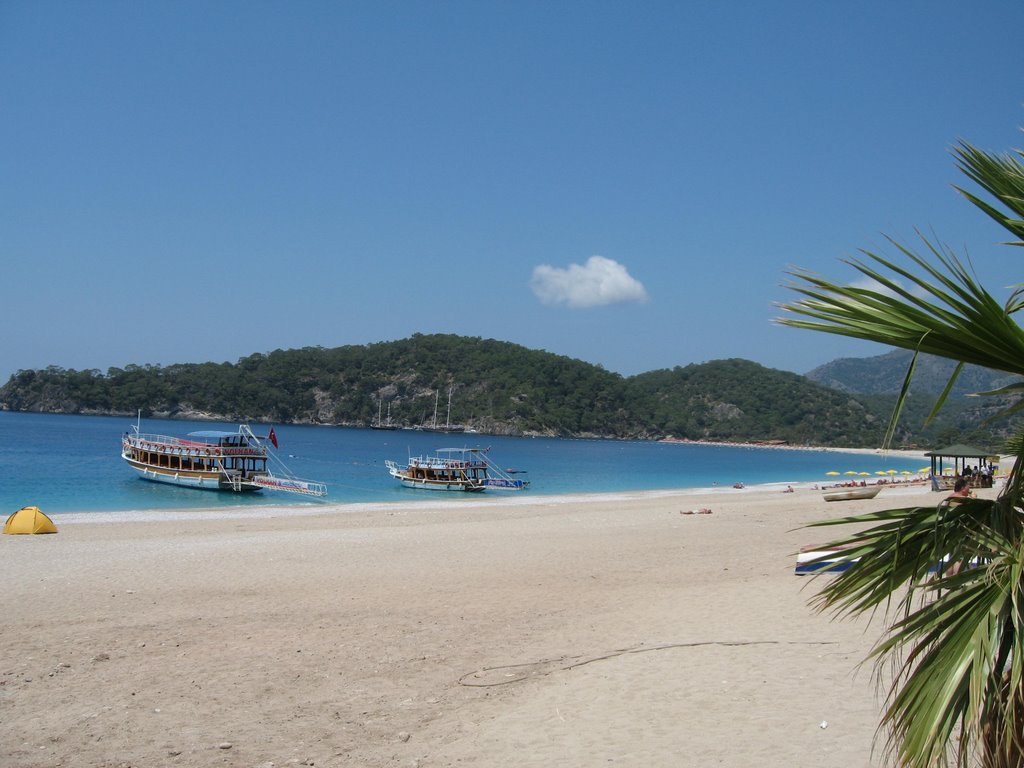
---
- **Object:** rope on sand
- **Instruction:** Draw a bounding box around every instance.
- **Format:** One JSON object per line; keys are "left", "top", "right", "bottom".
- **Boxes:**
{"left": 457, "top": 640, "right": 839, "bottom": 687}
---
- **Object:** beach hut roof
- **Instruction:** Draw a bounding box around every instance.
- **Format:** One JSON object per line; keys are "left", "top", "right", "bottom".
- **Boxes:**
{"left": 3, "top": 506, "right": 57, "bottom": 535}
{"left": 924, "top": 444, "right": 993, "bottom": 460}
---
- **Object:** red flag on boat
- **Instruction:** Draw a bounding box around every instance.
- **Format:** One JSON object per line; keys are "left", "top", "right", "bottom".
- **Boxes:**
{"left": 268, "top": 427, "right": 278, "bottom": 448}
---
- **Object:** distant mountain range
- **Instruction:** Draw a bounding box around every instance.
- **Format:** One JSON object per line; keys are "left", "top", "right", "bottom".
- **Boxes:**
{"left": 805, "top": 349, "right": 1022, "bottom": 450}
{"left": 806, "top": 349, "right": 1020, "bottom": 397}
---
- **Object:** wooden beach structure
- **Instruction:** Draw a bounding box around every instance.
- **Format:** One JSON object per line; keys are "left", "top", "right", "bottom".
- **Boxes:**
{"left": 925, "top": 444, "right": 996, "bottom": 492}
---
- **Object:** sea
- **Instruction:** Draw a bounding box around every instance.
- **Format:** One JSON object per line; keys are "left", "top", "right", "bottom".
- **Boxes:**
{"left": 0, "top": 411, "right": 928, "bottom": 517}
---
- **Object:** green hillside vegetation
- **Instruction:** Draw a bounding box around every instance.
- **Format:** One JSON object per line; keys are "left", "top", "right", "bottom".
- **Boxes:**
{"left": 629, "top": 359, "right": 879, "bottom": 445}
{"left": 806, "top": 348, "right": 1021, "bottom": 396}
{"left": 807, "top": 349, "right": 1024, "bottom": 448}
{"left": 0, "top": 335, "right": 633, "bottom": 437}
{"left": 0, "top": 333, "right": 1008, "bottom": 450}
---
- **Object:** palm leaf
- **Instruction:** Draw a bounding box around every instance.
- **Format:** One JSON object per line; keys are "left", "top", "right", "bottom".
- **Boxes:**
{"left": 925, "top": 362, "right": 963, "bottom": 428}
{"left": 805, "top": 497, "right": 1024, "bottom": 767}
{"left": 786, "top": 129, "right": 1024, "bottom": 768}
{"left": 952, "top": 141, "right": 1024, "bottom": 245}
{"left": 780, "top": 235, "right": 1024, "bottom": 429}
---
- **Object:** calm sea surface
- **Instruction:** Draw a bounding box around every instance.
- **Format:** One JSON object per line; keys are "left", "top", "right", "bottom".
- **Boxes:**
{"left": 0, "top": 411, "right": 927, "bottom": 516}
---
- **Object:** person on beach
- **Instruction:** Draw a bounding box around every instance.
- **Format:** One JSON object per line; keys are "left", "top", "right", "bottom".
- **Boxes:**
{"left": 941, "top": 479, "right": 980, "bottom": 578}
{"left": 950, "top": 478, "right": 972, "bottom": 499}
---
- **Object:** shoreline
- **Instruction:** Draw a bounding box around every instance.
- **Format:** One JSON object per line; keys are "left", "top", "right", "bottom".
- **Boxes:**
{"left": 658, "top": 436, "right": 929, "bottom": 457}
{"left": 36, "top": 443, "right": 933, "bottom": 523}
{"left": 45, "top": 472, "right": 937, "bottom": 525}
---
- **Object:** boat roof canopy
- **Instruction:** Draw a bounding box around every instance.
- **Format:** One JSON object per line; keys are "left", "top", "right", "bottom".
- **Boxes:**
{"left": 188, "top": 430, "right": 244, "bottom": 439}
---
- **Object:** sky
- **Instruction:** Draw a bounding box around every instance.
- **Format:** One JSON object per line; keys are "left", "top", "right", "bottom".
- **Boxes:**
{"left": 2, "top": 1, "right": 1023, "bottom": 385}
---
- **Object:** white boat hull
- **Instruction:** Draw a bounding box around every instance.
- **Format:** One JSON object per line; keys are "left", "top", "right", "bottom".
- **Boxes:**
{"left": 395, "top": 475, "right": 485, "bottom": 492}
{"left": 124, "top": 457, "right": 262, "bottom": 492}
{"left": 795, "top": 548, "right": 858, "bottom": 574}
{"left": 823, "top": 487, "right": 882, "bottom": 502}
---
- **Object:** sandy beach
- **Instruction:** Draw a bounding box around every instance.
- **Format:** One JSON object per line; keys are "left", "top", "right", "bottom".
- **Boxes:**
{"left": 1, "top": 483, "right": 961, "bottom": 767}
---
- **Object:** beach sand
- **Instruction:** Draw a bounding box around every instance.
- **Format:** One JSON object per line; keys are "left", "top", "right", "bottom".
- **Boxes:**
{"left": 1, "top": 484, "right": 958, "bottom": 767}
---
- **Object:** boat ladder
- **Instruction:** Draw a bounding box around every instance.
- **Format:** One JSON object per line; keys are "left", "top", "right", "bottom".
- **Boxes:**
{"left": 250, "top": 474, "right": 327, "bottom": 497}
{"left": 222, "top": 470, "right": 245, "bottom": 492}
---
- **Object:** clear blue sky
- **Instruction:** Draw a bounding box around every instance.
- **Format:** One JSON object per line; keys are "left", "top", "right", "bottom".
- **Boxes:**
{"left": 3, "top": 1, "right": 1023, "bottom": 385}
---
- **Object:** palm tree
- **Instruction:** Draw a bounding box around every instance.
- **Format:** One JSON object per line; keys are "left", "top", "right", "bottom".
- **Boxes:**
{"left": 778, "top": 137, "right": 1024, "bottom": 768}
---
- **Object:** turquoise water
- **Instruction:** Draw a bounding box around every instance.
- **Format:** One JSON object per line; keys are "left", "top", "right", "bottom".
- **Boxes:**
{"left": 0, "top": 411, "right": 926, "bottom": 515}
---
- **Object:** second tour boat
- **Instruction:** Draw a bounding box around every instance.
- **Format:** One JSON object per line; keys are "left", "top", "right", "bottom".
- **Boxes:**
{"left": 385, "top": 447, "right": 529, "bottom": 492}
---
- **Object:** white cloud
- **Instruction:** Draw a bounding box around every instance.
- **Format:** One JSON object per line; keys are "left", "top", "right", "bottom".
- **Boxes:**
{"left": 530, "top": 255, "right": 649, "bottom": 308}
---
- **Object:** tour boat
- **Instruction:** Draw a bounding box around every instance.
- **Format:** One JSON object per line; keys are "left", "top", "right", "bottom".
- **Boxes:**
{"left": 121, "top": 422, "right": 327, "bottom": 496}
{"left": 385, "top": 447, "right": 529, "bottom": 492}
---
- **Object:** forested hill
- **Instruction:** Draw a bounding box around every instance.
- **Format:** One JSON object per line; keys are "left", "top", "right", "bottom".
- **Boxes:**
{"left": 806, "top": 349, "right": 1021, "bottom": 396}
{"left": 0, "top": 333, "right": 897, "bottom": 447}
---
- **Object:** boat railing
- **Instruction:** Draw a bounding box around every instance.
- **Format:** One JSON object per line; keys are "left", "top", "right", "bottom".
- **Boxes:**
{"left": 128, "top": 433, "right": 182, "bottom": 447}
{"left": 126, "top": 433, "right": 266, "bottom": 458}
{"left": 250, "top": 475, "right": 328, "bottom": 497}
{"left": 407, "top": 456, "right": 487, "bottom": 469}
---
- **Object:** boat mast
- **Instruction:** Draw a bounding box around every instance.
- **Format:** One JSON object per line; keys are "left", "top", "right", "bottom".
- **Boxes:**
{"left": 446, "top": 386, "right": 453, "bottom": 429}
{"left": 432, "top": 390, "right": 439, "bottom": 429}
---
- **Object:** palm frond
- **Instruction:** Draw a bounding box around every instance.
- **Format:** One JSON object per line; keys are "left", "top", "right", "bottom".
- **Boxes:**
{"left": 925, "top": 362, "right": 963, "bottom": 428}
{"left": 791, "top": 135, "right": 1024, "bottom": 768}
{"left": 806, "top": 497, "right": 1024, "bottom": 767}
{"left": 780, "top": 240, "right": 1024, "bottom": 377}
{"left": 952, "top": 141, "right": 1024, "bottom": 245}
{"left": 884, "top": 351, "right": 919, "bottom": 450}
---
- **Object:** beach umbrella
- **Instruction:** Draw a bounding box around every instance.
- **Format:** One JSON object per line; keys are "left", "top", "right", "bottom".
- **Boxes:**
{"left": 886, "top": 469, "right": 898, "bottom": 475}
{"left": 919, "top": 467, "right": 931, "bottom": 473}
{"left": 901, "top": 471, "right": 913, "bottom": 475}
{"left": 844, "top": 471, "right": 859, "bottom": 476}
{"left": 859, "top": 472, "right": 871, "bottom": 476}
{"left": 825, "top": 471, "right": 840, "bottom": 476}
{"left": 876, "top": 471, "right": 889, "bottom": 476}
